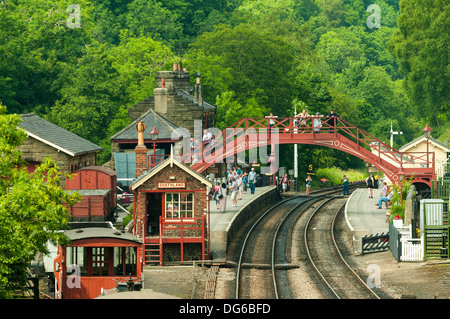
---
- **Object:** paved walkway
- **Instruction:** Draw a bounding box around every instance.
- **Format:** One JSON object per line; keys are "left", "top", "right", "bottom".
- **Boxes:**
{"left": 344, "top": 187, "right": 390, "bottom": 254}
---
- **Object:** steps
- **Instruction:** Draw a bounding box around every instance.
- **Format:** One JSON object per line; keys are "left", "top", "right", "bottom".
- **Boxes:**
{"left": 144, "top": 242, "right": 162, "bottom": 266}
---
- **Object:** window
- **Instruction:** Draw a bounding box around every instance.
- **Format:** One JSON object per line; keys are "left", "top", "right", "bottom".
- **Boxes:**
{"left": 165, "top": 193, "right": 194, "bottom": 218}
{"left": 114, "top": 247, "right": 137, "bottom": 276}
{"left": 92, "top": 247, "right": 110, "bottom": 276}
{"left": 66, "top": 247, "right": 87, "bottom": 276}
{"left": 66, "top": 246, "right": 137, "bottom": 277}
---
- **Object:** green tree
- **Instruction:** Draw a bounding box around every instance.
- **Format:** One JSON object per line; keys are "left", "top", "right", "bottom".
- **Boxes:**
{"left": 215, "top": 91, "right": 268, "bottom": 129}
{"left": 186, "top": 23, "right": 297, "bottom": 116}
{"left": 388, "top": 0, "right": 449, "bottom": 125}
{"left": 0, "top": 104, "right": 80, "bottom": 298}
{"left": 0, "top": 0, "right": 95, "bottom": 115}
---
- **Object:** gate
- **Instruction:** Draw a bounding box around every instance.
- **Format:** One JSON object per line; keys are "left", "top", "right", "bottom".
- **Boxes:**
{"left": 362, "top": 232, "right": 390, "bottom": 255}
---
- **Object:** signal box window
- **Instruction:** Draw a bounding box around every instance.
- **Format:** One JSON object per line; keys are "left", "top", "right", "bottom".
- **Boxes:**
{"left": 165, "top": 193, "right": 194, "bottom": 218}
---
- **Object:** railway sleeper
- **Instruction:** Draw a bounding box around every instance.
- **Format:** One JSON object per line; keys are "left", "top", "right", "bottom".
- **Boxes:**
{"left": 240, "top": 262, "right": 299, "bottom": 270}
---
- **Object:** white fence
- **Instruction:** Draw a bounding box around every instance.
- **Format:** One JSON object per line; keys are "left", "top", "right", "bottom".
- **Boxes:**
{"left": 401, "top": 237, "right": 424, "bottom": 262}
{"left": 395, "top": 224, "right": 424, "bottom": 262}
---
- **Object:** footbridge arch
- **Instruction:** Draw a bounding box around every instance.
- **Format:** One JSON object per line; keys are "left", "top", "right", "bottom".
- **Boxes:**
{"left": 187, "top": 116, "right": 435, "bottom": 187}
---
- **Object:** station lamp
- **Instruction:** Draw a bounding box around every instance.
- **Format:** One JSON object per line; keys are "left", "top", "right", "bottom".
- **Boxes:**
{"left": 149, "top": 127, "right": 159, "bottom": 168}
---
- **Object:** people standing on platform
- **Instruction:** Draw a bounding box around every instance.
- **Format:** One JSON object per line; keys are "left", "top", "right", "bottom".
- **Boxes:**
{"left": 248, "top": 168, "right": 257, "bottom": 194}
{"left": 342, "top": 175, "right": 349, "bottom": 195}
{"left": 213, "top": 182, "right": 220, "bottom": 209}
{"left": 242, "top": 172, "right": 249, "bottom": 193}
{"left": 219, "top": 182, "right": 227, "bottom": 213}
{"left": 228, "top": 177, "right": 239, "bottom": 207}
{"left": 366, "top": 173, "right": 375, "bottom": 198}
{"left": 237, "top": 174, "right": 243, "bottom": 200}
{"left": 236, "top": 165, "right": 242, "bottom": 177}
{"left": 305, "top": 175, "right": 312, "bottom": 195}
{"left": 280, "top": 173, "right": 289, "bottom": 192}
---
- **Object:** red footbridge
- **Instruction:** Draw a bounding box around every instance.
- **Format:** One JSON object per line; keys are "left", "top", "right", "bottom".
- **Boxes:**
{"left": 184, "top": 116, "right": 435, "bottom": 187}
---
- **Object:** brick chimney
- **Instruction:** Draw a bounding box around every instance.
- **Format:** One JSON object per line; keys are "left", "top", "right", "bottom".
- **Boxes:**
{"left": 194, "top": 72, "right": 202, "bottom": 105}
{"left": 154, "top": 78, "right": 168, "bottom": 115}
{"left": 135, "top": 121, "right": 147, "bottom": 178}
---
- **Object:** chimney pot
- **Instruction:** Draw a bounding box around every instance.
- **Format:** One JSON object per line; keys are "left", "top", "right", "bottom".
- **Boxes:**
{"left": 136, "top": 121, "right": 146, "bottom": 146}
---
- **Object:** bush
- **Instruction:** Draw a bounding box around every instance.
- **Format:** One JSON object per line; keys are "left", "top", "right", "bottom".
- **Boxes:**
{"left": 315, "top": 167, "right": 365, "bottom": 186}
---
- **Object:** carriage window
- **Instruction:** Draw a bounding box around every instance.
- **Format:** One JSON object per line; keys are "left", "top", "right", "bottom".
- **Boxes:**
{"left": 66, "top": 247, "right": 87, "bottom": 276}
{"left": 165, "top": 193, "right": 194, "bottom": 218}
{"left": 92, "top": 247, "right": 109, "bottom": 276}
{"left": 113, "top": 247, "right": 137, "bottom": 276}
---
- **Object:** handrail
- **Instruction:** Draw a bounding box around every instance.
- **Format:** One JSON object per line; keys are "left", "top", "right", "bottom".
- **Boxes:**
{"left": 187, "top": 116, "right": 434, "bottom": 174}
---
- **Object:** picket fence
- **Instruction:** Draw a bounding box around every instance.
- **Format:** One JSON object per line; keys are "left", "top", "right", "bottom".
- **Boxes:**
{"left": 395, "top": 224, "right": 424, "bottom": 262}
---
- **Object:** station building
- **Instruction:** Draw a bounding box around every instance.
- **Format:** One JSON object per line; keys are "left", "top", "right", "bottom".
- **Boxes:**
{"left": 130, "top": 122, "right": 213, "bottom": 265}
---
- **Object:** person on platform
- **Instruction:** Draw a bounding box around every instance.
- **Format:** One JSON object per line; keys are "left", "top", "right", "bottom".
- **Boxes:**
{"left": 305, "top": 175, "right": 312, "bottom": 196}
{"left": 366, "top": 173, "right": 375, "bottom": 198}
{"left": 213, "top": 182, "right": 220, "bottom": 209}
{"left": 342, "top": 175, "right": 349, "bottom": 195}
{"left": 248, "top": 168, "right": 257, "bottom": 195}
{"left": 219, "top": 182, "right": 227, "bottom": 213}
{"left": 242, "top": 172, "right": 249, "bottom": 193}
{"left": 279, "top": 173, "right": 289, "bottom": 193}
{"left": 228, "top": 177, "right": 239, "bottom": 207}
{"left": 376, "top": 190, "right": 393, "bottom": 209}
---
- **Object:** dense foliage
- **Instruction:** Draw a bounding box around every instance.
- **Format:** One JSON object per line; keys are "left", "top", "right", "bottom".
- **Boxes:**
{"left": 0, "top": 0, "right": 448, "bottom": 169}
{"left": 0, "top": 104, "right": 81, "bottom": 298}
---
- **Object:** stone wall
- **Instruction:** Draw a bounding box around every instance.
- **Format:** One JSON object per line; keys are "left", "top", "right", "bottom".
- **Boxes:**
{"left": 20, "top": 136, "right": 97, "bottom": 188}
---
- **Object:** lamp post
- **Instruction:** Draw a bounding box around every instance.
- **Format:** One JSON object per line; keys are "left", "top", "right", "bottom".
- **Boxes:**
{"left": 149, "top": 126, "right": 159, "bottom": 168}
{"left": 423, "top": 124, "right": 432, "bottom": 168}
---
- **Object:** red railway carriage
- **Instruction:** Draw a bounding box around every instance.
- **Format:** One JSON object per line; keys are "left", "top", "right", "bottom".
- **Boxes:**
{"left": 54, "top": 224, "right": 142, "bottom": 299}
{"left": 65, "top": 166, "right": 117, "bottom": 221}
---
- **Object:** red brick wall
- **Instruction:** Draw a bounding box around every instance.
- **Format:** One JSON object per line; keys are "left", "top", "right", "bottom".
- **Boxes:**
{"left": 135, "top": 145, "right": 147, "bottom": 178}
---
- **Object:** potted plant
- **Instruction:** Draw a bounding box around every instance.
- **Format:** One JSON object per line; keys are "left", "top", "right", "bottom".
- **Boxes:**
{"left": 388, "top": 204, "right": 404, "bottom": 227}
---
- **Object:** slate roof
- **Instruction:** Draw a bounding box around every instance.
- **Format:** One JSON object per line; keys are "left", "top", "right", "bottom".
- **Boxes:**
{"left": 19, "top": 113, "right": 102, "bottom": 156}
{"left": 110, "top": 108, "right": 189, "bottom": 141}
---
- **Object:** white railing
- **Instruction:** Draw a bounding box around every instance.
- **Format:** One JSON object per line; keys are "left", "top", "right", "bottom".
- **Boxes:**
{"left": 401, "top": 237, "right": 424, "bottom": 262}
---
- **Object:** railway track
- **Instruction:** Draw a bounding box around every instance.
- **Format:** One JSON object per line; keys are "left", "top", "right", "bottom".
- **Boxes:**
{"left": 231, "top": 181, "right": 381, "bottom": 299}
{"left": 304, "top": 197, "right": 381, "bottom": 299}
{"left": 234, "top": 195, "right": 316, "bottom": 299}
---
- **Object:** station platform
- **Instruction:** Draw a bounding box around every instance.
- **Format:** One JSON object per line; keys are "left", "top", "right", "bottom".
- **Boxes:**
{"left": 344, "top": 187, "right": 390, "bottom": 255}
